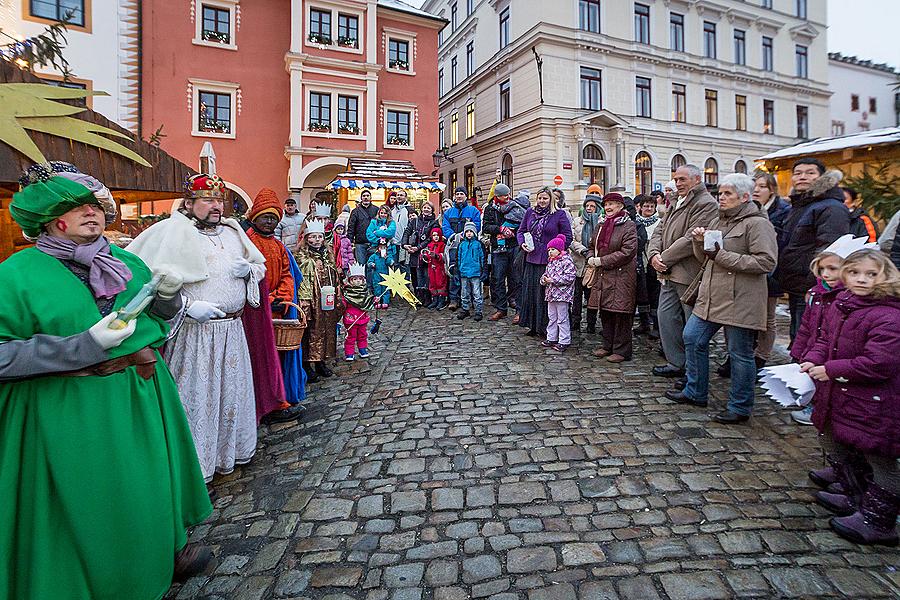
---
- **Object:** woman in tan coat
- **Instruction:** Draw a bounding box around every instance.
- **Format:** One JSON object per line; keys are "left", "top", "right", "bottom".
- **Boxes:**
{"left": 586, "top": 193, "right": 638, "bottom": 362}
{"left": 666, "top": 173, "right": 778, "bottom": 424}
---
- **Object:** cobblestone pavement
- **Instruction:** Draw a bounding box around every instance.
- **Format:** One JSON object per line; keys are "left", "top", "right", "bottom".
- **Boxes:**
{"left": 168, "top": 306, "right": 900, "bottom": 600}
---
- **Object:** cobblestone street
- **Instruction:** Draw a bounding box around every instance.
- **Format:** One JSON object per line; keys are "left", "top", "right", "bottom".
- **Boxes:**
{"left": 168, "top": 306, "right": 900, "bottom": 600}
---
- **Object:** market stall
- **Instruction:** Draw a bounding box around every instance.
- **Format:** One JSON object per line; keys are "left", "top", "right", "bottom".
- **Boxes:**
{"left": 326, "top": 158, "right": 446, "bottom": 212}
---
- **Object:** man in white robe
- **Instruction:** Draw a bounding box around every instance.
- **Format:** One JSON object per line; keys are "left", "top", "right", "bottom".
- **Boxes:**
{"left": 128, "top": 174, "right": 265, "bottom": 483}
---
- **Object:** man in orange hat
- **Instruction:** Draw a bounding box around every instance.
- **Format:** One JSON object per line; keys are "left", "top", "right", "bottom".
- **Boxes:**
{"left": 247, "top": 188, "right": 295, "bottom": 317}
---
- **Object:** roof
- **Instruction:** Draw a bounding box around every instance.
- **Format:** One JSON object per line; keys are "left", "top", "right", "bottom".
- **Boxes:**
{"left": 758, "top": 127, "right": 900, "bottom": 161}
{"left": 377, "top": 0, "right": 446, "bottom": 23}
{"left": 828, "top": 52, "right": 898, "bottom": 75}
{"left": 327, "top": 158, "right": 446, "bottom": 191}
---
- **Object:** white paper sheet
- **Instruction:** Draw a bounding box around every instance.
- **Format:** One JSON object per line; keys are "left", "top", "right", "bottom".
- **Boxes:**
{"left": 758, "top": 363, "right": 816, "bottom": 408}
{"left": 703, "top": 230, "right": 723, "bottom": 251}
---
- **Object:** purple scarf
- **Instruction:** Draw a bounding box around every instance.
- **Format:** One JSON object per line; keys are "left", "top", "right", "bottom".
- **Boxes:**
{"left": 36, "top": 233, "right": 132, "bottom": 299}
{"left": 530, "top": 205, "right": 552, "bottom": 244}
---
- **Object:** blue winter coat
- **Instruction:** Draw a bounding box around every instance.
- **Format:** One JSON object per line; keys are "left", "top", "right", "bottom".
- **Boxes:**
{"left": 366, "top": 218, "right": 397, "bottom": 246}
{"left": 442, "top": 202, "right": 481, "bottom": 239}
{"left": 457, "top": 236, "right": 487, "bottom": 279}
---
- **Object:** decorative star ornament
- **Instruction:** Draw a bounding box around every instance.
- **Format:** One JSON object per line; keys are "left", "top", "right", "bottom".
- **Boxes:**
{"left": 379, "top": 267, "right": 421, "bottom": 309}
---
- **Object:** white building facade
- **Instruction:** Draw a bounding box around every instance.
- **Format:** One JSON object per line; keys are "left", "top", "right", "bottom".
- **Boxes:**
{"left": 0, "top": 0, "right": 140, "bottom": 131}
{"left": 828, "top": 52, "right": 899, "bottom": 137}
{"left": 424, "top": 0, "right": 830, "bottom": 202}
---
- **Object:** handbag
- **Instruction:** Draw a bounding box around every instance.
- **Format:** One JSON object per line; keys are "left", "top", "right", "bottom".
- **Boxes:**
{"left": 582, "top": 263, "right": 599, "bottom": 288}
{"left": 679, "top": 257, "right": 709, "bottom": 306}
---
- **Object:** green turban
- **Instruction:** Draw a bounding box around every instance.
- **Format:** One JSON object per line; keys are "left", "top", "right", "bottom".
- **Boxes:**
{"left": 10, "top": 177, "right": 97, "bottom": 238}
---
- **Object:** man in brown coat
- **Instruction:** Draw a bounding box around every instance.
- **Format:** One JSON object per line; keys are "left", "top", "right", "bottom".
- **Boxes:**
{"left": 647, "top": 164, "right": 718, "bottom": 379}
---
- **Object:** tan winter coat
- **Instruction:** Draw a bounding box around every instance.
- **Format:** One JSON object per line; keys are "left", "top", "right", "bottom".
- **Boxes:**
{"left": 647, "top": 182, "right": 718, "bottom": 285}
{"left": 691, "top": 201, "right": 778, "bottom": 331}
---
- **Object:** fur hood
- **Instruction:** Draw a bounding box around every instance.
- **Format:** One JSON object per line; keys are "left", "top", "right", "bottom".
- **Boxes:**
{"left": 792, "top": 169, "right": 844, "bottom": 206}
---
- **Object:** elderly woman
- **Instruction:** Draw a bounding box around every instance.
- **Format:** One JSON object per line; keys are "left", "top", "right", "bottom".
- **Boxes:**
{"left": 587, "top": 193, "right": 638, "bottom": 362}
{"left": 570, "top": 193, "right": 603, "bottom": 332}
{"left": 666, "top": 173, "right": 778, "bottom": 424}
{"left": 516, "top": 186, "right": 574, "bottom": 336}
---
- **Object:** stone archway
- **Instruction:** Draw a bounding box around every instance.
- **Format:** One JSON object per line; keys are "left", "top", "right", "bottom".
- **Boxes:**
{"left": 295, "top": 157, "right": 348, "bottom": 211}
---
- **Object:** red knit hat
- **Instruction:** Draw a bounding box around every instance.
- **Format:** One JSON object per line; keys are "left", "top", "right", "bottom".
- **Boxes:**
{"left": 248, "top": 187, "right": 283, "bottom": 221}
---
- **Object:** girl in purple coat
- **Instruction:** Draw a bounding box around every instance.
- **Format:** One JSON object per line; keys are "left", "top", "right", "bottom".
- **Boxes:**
{"left": 540, "top": 235, "right": 577, "bottom": 352}
{"left": 800, "top": 249, "right": 900, "bottom": 546}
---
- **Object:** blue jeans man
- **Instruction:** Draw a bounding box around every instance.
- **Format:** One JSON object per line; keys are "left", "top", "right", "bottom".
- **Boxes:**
{"left": 460, "top": 277, "right": 484, "bottom": 316}
{"left": 683, "top": 314, "right": 757, "bottom": 416}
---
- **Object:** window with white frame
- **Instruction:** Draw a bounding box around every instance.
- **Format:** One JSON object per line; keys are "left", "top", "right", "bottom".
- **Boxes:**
{"left": 499, "top": 7, "right": 510, "bottom": 49}
{"left": 385, "top": 30, "right": 416, "bottom": 74}
{"left": 451, "top": 56, "right": 458, "bottom": 88}
{"left": 193, "top": 0, "right": 238, "bottom": 49}
{"left": 337, "top": 13, "right": 359, "bottom": 48}
{"left": 386, "top": 109, "right": 412, "bottom": 147}
{"left": 191, "top": 80, "right": 239, "bottom": 138}
{"left": 337, "top": 95, "right": 359, "bottom": 134}
{"left": 309, "top": 8, "right": 332, "bottom": 44}
{"left": 438, "top": 68, "right": 444, "bottom": 95}
{"left": 309, "top": 92, "right": 331, "bottom": 132}
{"left": 466, "top": 0, "right": 473, "bottom": 16}
{"left": 304, "top": 89, "right": 362, "bottom": 135}
{"left": 579, "top": 0, "right": 600, "bottom": 33}
{"left": 451, "top": 2, "right": 457, "bottom": 30}
{"left": 450, "top": 112, "right": 459, "bottom": 145}
{"left": 499, "top": 79, "right": 510, "bottom": 120}
{"left": 389, "top": 39, "right": 410, "bottom": 71}
{"left": 439, "top": 119, "right": 445, "bottom": 148}
{"left": 466, "top": 102, "right": 475, "bottom": 138}
{"left": 306, "top": 4, "right": 363, "bottom": 52}
{"left": 580, "top": 67, "right": 602, "bottom": 110}
{"left": 466, "top": 42, "right": 474, "bottom": 77}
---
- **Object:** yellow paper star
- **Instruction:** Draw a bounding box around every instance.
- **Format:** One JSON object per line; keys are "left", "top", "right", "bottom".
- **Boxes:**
{"left": 379, "top": 267, "right": 421, "bottom": 309}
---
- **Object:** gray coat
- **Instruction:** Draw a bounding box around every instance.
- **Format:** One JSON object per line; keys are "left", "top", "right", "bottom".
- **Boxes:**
{"left": 647, "top": 182, "right": 718, "bottom": 286}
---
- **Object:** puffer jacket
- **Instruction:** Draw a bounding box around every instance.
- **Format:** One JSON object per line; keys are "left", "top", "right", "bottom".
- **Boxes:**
{"left": 806, "top": 291, "right": 900, "bottom": 457}
{"left": 401, "top": 214, "right": 437, "bottom": 268}
{"left": 587, "top": 215, "right": 637, "bottom": 314}
{"left": 691, "top": 201, "right": 778, "bottom": 331}
{"left": 543, "top": 252, "right": 576, "bottom": 303}
{"left": 775, "top": 170, "right": 850, "bottom": 295}
{"left": 765, "top": 196, "right": 791, "bottom": 296}
{"left": 457, "top": 236, "right": 487, "bottom": 279}
{"left": 789, "top": 280, "right": 842, "bottom": 363}
{"left": 366, "top": 218, "right": 397, "bottom": 246}
{"left": 482, "top": 194, "right": 529, "bottom": 252}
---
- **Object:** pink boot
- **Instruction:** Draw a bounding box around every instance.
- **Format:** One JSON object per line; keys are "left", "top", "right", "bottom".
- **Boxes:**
{"left": 830, "top": 482, "right": 900, "bottom": 547}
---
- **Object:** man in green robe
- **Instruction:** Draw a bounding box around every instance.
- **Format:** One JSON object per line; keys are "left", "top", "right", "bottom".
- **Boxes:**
{"left": 0, "top": 166, "right": 213, "bottom": 599}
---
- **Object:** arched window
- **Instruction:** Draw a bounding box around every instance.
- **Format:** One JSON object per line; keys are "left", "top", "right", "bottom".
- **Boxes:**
{"left": 582, "top": 144, "right": 606, "bottom": 192}
{"left": 671, "top": 153, "right": 686, "bottom": 174}
{"left": 501, "top": 153, "right": 513, "bottom": 188}
{"left": 704, "top": 157, "right": 719, "bottom": 185}
{"left": 734, "top": 159, "right": 747, "bottom": 174}
{"left": 634, "top": 151, "right": 652, "bottom": 195}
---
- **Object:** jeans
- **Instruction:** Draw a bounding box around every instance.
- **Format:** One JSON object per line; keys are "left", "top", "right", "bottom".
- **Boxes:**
{"left": 788, "top": 293, "right": 806, "bottom": 342}
{"left": 460, "top": 277, "right": 484, "bottom": 313}
{"left": 449, "top": 266, "right": 461, "bottom": 304}
{"left": 658, "top": 281, "right": 692, "bottom": 369}
{"left": 683, "top": 314, "right": 757, "bottom": 416}
{"left": 490, "top": 249, "right": 519, "bottom": 313}
{"left": 547, "top": 301, "right": 571, "bottom": 345}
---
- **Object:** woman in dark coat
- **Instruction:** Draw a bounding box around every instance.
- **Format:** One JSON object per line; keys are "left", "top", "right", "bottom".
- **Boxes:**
{"left": 403, "top": 202, "right": 437, "bottom": 304}
{"left": 587, "top": 193, "right": 637, "bottom": 362}
{"left": 516, "top": 187, "right": 573, "bottom": 336}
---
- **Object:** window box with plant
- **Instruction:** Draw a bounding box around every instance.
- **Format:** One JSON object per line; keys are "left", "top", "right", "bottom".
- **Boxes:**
{"left": 338, "top": 123, "right": 360, "bottom": 135}
{"left": 389, "top": 59, "right": 410, "bottom": 71}
{"left": 202, "top": 29, "right": 231, "bottom": 44}
{"left": 337, "top": 36, "right": 358, "bottom": 48}
{"left": 308, "top": 32, "right": 332, "bottom": 45}
{"left": 308, "top": 121, "right": 331, "bottom": 132}
{"left": 387, "top": 136, "right": 410, "bottom": 146}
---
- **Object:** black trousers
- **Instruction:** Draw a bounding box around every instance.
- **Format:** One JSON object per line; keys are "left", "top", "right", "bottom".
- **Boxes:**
{"left": 600, "top": 310, "right": 633, "bottom": 359}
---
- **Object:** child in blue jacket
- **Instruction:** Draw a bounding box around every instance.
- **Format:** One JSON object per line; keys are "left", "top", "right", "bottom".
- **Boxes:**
{"left": 456, "top": 221, "right": 488, "bottom": 321}
{"left": 367, "top": 237, "right": 397, "bottom": 309}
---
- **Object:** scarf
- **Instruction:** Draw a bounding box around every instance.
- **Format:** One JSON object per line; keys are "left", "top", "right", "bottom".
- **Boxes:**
{"left": 635, "top": 214, "right": 659, "bottom": 229}
{"left": 36, "top": 233, "right": 132, "bottom": 299}
{"left": 581, "top": 212, "right": 600, "bottom": 248}
{"left": 344, "top": 283, "right": 375, "bottom": 311}
{"left": 596, "top": 210, "right": 625, "bottom": 254}
{"left": 531, "top": 205, "right": 552, "bottom": 245}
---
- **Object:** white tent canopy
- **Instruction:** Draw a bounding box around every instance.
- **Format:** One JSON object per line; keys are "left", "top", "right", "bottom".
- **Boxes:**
{"left": 758, "top": 127, "right": 900, "bottom": 161}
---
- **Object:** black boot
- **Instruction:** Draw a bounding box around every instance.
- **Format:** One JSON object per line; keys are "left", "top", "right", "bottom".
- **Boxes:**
{"left": 648, "top": 312, "right": 660, "bottom": 339}
{"left": 304, "top": 362, "right": 319, "bottom": 383}
{"left": 633, "top": 312, "right": 651, "bottom": 335}
{"left": 315, "top": 361, "right": 334, "bottom": 378}
{"left": 586, "top": 309, "right": 597, "bottom": 334}
{"left": 717, "top": 357, "right": 732, "bottom": 378}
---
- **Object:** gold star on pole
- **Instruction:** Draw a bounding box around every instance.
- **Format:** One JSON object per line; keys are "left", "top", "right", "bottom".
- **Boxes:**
{"left": 379, "top": 267, "right": 421, "bottom": 309}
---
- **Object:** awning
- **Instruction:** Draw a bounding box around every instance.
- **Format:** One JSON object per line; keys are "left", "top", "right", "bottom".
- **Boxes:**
{"left": 758, "top": 126, "right": 900, "bottom": 161}
{"left": 327, "top": 179, "right": 445, "bottom": 191}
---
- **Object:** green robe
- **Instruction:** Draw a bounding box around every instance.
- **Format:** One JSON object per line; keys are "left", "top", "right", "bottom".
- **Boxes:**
{"left": 0, "top": 247, "right": 212, "bottom": 600}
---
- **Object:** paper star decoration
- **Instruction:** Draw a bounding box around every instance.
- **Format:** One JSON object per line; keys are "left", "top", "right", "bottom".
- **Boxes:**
{"left": 379, "top": 267, "right": 421, "bottom": 309}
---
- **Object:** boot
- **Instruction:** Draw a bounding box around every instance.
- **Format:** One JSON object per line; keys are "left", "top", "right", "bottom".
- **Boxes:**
{"left": 426, "top": 298, "right": 439, "bottom": 309}
{"left": 586, "top": 309, "right": 597, "bottom": 334}
{"left": 173, "top": 544, "right": 213, "bottom": 581}
{"left": 633, "top": 312, "right": 651, "bottom": 335}
{"left": 648, "top": 312, "right": 660, "bottom": 339}
{"left": 457, "top": 309, "right": 470, "bottom": 320}
{"left": 315, "top": 361, "right": 334, "bottom": 378}
{"left": 716, "top": 357, "right": 731, "bottom": 378}
{"left": 304, "top": 362, "right": 319, "bottom": 383}
{"left": 831, "top": 481, "right": 900, "bottom": 546}
{"left": 435, "top": 297, "right": 447, "bottom": 310}
{"left": 809, "top": 458, "right": 839, "bottom": 489}
{"left": 815, "top": 455, "right": 869, "bottom": 516}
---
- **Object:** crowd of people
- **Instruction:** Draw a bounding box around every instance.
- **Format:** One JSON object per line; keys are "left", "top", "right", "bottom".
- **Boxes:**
{"left": 2, "top": 155, "right": 899, "bottom": 598}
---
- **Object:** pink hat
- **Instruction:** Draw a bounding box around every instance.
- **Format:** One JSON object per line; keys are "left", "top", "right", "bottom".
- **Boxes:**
{"left": 547, "top": 234, "right": 566, "bottom": 252}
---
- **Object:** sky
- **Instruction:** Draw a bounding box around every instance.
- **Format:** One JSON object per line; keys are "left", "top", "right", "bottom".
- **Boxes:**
{"left": 827, "top": 0, "right": 900, "bottom": 68}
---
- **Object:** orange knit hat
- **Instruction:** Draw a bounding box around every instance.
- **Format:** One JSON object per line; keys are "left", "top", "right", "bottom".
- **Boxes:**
{"left": 586, "top": 184, "right": 603, "bottom": 196}
{"left": 248, "top": 187, "right": 283, "bottom": 221}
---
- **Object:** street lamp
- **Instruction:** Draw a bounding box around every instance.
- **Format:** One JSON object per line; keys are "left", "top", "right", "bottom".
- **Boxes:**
{"left": 432, "top": 146, "right": 450, "bottom": 168}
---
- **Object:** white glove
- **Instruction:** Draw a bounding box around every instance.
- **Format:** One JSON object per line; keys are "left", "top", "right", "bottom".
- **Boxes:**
{"left": 587, "top": 257, "right": 602, "bottom": 267}
{"left": 187, "top": 300, "right": 226, "bottom": 323}
{"left": 230, "top": 257, "right": 251, "bottom": 279}
{"left": 153, "top": 264, "right": 184, "bottom": 299}
{"left": 88, "top": 311, "right": 137, "bottom": 350}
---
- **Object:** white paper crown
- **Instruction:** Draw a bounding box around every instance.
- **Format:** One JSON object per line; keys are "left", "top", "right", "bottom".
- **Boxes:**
{"left": 349, "top": 263, "right": 366, "bottom": 277}
{"left": 305, "top": 220, "right": 325, "bottom": 236}
{"left": 314, "top": 203, "right": 332, "bottom": 218}
{"left": 822, "top": 234, "right": 879, "bottom": 259}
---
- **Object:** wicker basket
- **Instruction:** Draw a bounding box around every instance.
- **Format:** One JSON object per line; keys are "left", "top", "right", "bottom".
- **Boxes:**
{"left": 273, "top": 302, "right": 307, "bottom": 351}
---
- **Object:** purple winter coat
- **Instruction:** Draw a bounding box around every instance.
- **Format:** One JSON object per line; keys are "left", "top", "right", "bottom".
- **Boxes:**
{"left": 806, "top": 290, "right": 900, "bottom": 457}
{"left": 543, "top": 252, "right": 576, "bottom": 303}
{"left": 517, "top": 208, "right": 573, "bottom": 265}
{"left": 789, "top": 280, "right": 843, "bottom": 363}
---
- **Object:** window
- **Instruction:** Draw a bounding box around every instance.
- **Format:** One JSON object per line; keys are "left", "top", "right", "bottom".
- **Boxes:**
{"left": 635, "top": 76, "right": 651, "bottom": 118}
{"left": 796, "top": 105, "right": 809, "bottom": 139}
{"left": 198, "top": 90, "right": 232, "bottom": 134}
{"left": 579, "top": 0, "right": 600, "bottom": 33}
{"left": 670, "top": 13, "right": 684, "bottom": 51}
{"left": 450, "top": 112, "right": 459, "bottom": 145}
{"left": 499, "top": 7, "right": 510, "bottom": 49}
{"left": 795, "top": 45, "right": 808, "bottom": 78}
{"left": 451, "top": 56, "right": 458, "bottom": 88}
{"left": 634, "top": 4, "right": 650, "bottom": 44}
{"left": 466, "top": 102, "right": 475, "bottom": 138}
{"left": 672, "top": 83, "right": 686, "bottom": 123}
{"left": 704, "top": 158, "right": 718, "bottom": 186}
{"left": 582, "top": 145, "right": 606, "bottom": 191}
{"left": 705, "top": 89, "right": 718, "bottom": 127}
{"left": 464, "top": 164, "right": 475, "bottom": 197}
{"left": 499, "top": 79, "right": 510, "bottom": 120}
{"left": 580, "top": 67, "right": 602, "bottom": 110}
{"left": 451, "top": 2, "right": 458, "bottom": 30}
{"left": 389, "top": 39, "right": 410, "bottom": 71}
{"left": 671, "top": 154, "right": 686, "bottom": 174}
{"left": 439, "top": 68, "right": 444, "bottom": 95}
{"left": 309, "top": 92, "right": 331, "bottom": 131}
{"left": 763, "top": 99, "right": 775, "bottom": 134}
{"left": 309, "top": 8, "right": 332, "bottom": 44}
{"left": 29, "top": 0, "right": 85, "bottom": 27}
{"left": 734, "top": 160, "right": 748, "bottom": 174}
{"left": 703, "top": 21, "right": 717, "bottom": 59}
{"left": 439, "top": 119, "right": 445, "bottom": 148}
{"left": 337, "top": 95, "right": 359, "bottom": 134}
{"left": 735, "top": 95, "right": 747, "bottom": 131}
{"left": 733, "top": 29, "right": 746, "bottom": 65}
{"left": 386, "top": 110, "right": 411, "bottom": 146}
{"left": 466, "top": 42, "right": 474, "bottom": 76}
{"left": 337, "top": 13, "right": 359, "bottom": 48}
{"left": 449, "top": 170, "right": 458, "bottom": 193}
{"left": 762, "top": 36, "right": 773, "bottom": 72}
{"left": 466, "top": 0, "right": 473, "bottom": 16}
{"left": 851, "top": 94, "right": 859, "bottom": 111}
{"left": 201, "top": 5, "right": 230, "bottom": 44}
{"left": 761, "top": 0, "right": 772, "bottom": 7}
{"left": 796, "top": 0, "right": 807, "bottom": 19}
{"left": 831, "top": 120, "right": 845, "bottom": 136}
{"left": 501, "top": 153, "right": 513, "bottom": 187}
{"left": 634, "top": 151, "right": 652, "bottom": 195}
{"left": 869, "top": 97, "right": 877, "bottom": 113}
